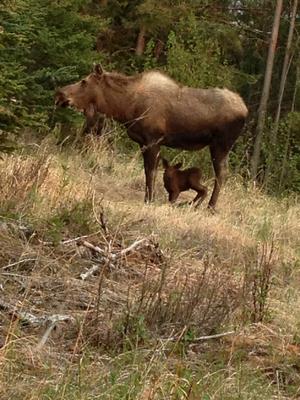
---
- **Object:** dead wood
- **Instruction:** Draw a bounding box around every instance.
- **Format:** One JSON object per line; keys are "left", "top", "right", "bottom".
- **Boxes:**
{"left": 0, "top": 299, "right": 74, "bottom": 326}
{"left": 161, "top": 330, "right": 236, "bottom": 343}
{"left": 79, "top": 237, "right": 154, "bottom": 280}
{"left": 2, "top": 258, "right": 37, "bottom": 270}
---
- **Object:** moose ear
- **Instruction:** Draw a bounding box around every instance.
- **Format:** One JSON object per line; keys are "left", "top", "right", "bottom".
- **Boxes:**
{"left": 162, "top": 158, "right": 169, "bottom": 169}
{"left": 93, "top": 63, "right": 104, "bottom": 77}
{"left": 174, "top": 162, "right": 182, "bottom": 169}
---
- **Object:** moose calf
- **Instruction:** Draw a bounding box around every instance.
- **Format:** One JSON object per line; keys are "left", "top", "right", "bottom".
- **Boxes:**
{"left": 162, "top": 158, "right": 207, "bottom": 206}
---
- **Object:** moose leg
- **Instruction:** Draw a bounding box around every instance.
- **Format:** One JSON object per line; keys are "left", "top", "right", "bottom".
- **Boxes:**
{"left": 168, "top": 190, "right": 180, "bottom": 203}
{"left": 152, "top": 149, "right": 161, "bottom": 200}
{"left": 142, "top": 146, "right": 160, "bottom": 203}
{"left": 209, "top": 146, "right": 229, "bottom": 209}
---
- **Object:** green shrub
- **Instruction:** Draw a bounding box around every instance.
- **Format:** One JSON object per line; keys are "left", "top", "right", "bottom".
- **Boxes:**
{"left": 0, "top": 0, "right": 107, "bottom": 133}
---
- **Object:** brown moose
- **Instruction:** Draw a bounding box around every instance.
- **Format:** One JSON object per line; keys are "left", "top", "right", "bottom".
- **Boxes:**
{"left": 162, "top": 158, "right": 207, "bottom": 206}
{"left": 55, "top": 65, "right": 248, "bottom": 209}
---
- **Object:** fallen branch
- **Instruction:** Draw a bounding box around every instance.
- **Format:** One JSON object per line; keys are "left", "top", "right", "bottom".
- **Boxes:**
{"left": 2, "top": 258, "right": 37, "bottom": 270}
{"left": 113, "top": 238, "right": 149, "bottom": 260}
{"left": 79, "top": 241, "right": 115, "bottom": 280}
{"left": 38, "top": 231, "right": 102, "bottom": 246}
{"left": 61, "top": 231, "right": 101, "bottom": 245}
{"left": 191, "top": 331, "right": 235, "bottom": 341}
{"left": 0, "top": 299, "right": 74, "bottom": 326}
{"left": 80, "top": 264, "right": 103, "bottom": 280}
{"left": 161, "top": 330, "right": 236, "bottom": 343}
{"left": 81, "top": 237, "right": 150, "bottom": 260}
{"left": 79, "top": 238, "right": 152, "bottom": 280}
{"left": 80, "top": 240, "right": 106, "bottom": 256}
{"left": 36, "top": 321, "right": 57, "bottom": 350}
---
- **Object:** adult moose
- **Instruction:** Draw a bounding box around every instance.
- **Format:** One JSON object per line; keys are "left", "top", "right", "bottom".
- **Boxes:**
{"left": 55, "top": 65, "right": 248, "bottom": 209}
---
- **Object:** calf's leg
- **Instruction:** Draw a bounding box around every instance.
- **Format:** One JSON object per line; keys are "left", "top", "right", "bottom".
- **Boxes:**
{"left": 191, "top": 183, "right": 208, "bottom": 206}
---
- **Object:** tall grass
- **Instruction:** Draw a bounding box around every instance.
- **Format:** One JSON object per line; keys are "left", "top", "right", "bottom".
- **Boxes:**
{"left": 0, "top": 134, "right": 299, "bottom": 399}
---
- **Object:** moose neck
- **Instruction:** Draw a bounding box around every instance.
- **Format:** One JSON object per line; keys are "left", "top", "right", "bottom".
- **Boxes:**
{"left": 98, "top": 75, "right": 136, "bottom": 123}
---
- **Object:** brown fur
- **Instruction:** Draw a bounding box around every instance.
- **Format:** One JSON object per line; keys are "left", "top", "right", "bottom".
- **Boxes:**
{"left": 82, "top": 113, "right": 105, "bottom": 135}
{"left": 162, "top": 158, "right": 207, "bottom": 205}
{"left": 55, "top": 64, "right": 248, "bottom": 209}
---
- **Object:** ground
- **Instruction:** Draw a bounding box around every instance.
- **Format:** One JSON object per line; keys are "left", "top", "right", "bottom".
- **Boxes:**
{"left": 0, "top": 134, "right": 299, "bottom": 399}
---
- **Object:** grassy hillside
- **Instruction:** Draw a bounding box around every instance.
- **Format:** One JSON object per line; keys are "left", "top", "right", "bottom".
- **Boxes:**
{"left": 0, "top": 134, "right": 299, "bottom": 400}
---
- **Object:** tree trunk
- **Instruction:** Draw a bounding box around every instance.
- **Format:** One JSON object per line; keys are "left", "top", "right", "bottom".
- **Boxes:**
{"left": 279, "top": 62, "right": 299, "bottom": 191}
{"left": 264, "top": 0, "right": 298, "bottom": 186}
{"left": 250, "top": 0, "right": 283, "bottom": 181}
{"left": 135, "top": 26, "right": 146, "bottom": 56}
{"left": 274, "top": 0, "right": 298, "bottom": 127}
{"left": 154, "top": 39, "right": 164, "bottom": 59}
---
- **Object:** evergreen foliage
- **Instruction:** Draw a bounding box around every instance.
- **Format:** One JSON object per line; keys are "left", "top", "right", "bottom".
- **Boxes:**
{"left": 0, "top": 0, "right": 106, "bottom": 132}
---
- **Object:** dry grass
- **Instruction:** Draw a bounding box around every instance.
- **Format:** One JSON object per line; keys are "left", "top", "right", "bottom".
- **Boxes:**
{"left": 0, "top": 135, "right": 299, "bottom": 399}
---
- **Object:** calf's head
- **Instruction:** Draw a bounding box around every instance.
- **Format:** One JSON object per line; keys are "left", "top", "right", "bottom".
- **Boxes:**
{"left": 162, "top": 158, "right": 182, "bottom": 176}
{"left": 55, "top": 64, "right": 105, "bottom": 119}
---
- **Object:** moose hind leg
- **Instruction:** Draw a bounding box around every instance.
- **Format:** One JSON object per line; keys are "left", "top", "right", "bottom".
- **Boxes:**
{"left": 142, "top": 146, "right": 160, "bottom": 203}
{"left": 152, "top": 148, "right": 161, "bottom": 200}
{"left": 209, "top": 146, "right": 228, "bottom": 209}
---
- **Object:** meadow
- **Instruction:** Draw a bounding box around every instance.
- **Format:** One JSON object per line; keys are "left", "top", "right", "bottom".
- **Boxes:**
{"left": 0, "top": 132, "right": 299, "bottom": 400}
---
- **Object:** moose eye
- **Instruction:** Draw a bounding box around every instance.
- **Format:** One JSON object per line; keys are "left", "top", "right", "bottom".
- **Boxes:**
{"left": 81, "top": 79, "right": 87, "bottom": 86}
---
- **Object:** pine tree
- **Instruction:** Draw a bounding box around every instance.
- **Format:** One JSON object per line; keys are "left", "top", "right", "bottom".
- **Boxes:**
{"left": 0, "top": 0, "right": 107, "bottom": 133}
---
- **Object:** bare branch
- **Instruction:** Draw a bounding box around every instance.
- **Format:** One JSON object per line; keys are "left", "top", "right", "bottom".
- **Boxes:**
{"left": 2, "top": 258, "right": 37, "bottom": 270}
{"left": 191, "top": 331, "right": 235, "bottom": 341}
{"left": 36, "top": 321, "right": 57, "bottom": 350}
{"left": 79, "top": 237, "right": 152, "bottom": 280}
{"left": 161, "top": 330, "right": 236, "bottom": 343}
{"left": 113, "top": 238, "right": 150, "bottom": 260}
{"left": 80, "top": 264, "right": 102, "bottom": 280}
{"left": 80, "top": 240, "right": 106, "bottom": 256}
{"left": 0, "top": 299, "right": 74, "bottom": 326}
{"left": 61, "top": 231, "right": 102, "bottom": 245}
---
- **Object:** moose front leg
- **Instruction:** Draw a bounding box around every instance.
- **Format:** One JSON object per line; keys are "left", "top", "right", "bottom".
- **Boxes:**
{"left": 142, "top": 145, "right": 160, "bottom": 203}
{"left": 168, "top": 190, "right": 180, "bottom": 203}
{"left": 209, "top": 146, "right": 229, "bottom": 210}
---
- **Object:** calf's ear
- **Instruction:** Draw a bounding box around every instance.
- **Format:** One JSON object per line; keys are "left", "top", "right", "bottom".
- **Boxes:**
{"left": 93, "top": 63, "right": 104, "bottom": 77}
